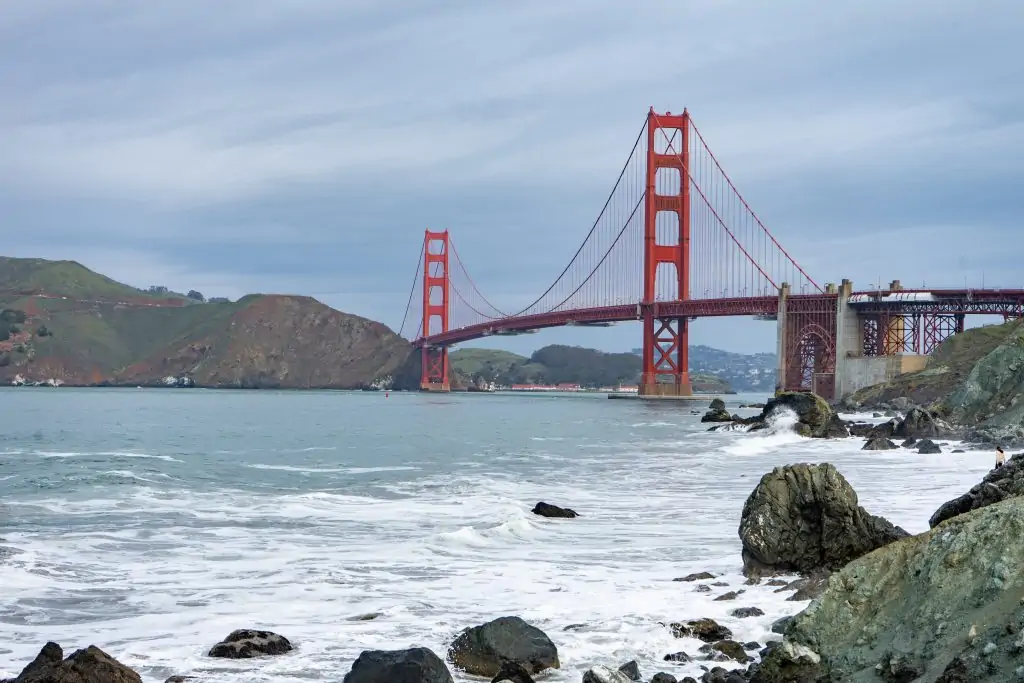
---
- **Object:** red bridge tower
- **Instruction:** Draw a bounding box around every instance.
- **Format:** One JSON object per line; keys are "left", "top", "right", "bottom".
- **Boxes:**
{"left": 420, "top": 230, "right": 451, "bottom": 391}
{"left": 640, "top": 108, "right": 692, "bottom": 397}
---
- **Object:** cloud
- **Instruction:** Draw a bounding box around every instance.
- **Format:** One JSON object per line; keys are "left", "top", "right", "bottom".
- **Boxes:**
{"left": 1, "top": 1, "right": 1022, "bottom": 355}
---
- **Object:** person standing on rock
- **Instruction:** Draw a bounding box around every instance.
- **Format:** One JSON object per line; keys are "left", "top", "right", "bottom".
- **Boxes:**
{"left": 995, "top": 446, "right": 1006, "bottom": 469}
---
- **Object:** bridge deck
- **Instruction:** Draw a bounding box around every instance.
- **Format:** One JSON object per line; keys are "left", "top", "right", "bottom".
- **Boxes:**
{"left": 416, "top": 289, "right": 1024, "bottom": 348}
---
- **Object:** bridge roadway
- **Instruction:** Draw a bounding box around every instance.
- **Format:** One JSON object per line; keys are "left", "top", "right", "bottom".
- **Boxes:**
{"left": 414, "top": 288, "right": 1024, "bottom": 349}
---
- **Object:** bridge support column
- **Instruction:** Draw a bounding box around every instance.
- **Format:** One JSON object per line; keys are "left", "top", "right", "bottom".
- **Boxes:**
{"left": 639, "top": 108, "right": 692, "bottom": 397}
{"left": 420, "top": 229, "right": 451, "bottom": 392}
{"left": 832, "top": 279, "right": 859, "bottom": 398}
{"left": 775, "top": 283, "right": 789, "bottom": 394}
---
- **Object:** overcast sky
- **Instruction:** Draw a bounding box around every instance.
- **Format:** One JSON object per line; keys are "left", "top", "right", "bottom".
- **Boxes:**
{"left": 2, "top": 1, "right": 1022, "bottom": 354}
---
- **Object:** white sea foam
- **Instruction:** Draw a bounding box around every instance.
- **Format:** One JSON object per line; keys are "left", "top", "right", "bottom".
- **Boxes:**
{"left": 0, "top": 396, "right": 992, "bottom": 683}
{"left": 34, "top": 451, "right": 181, "bottom": 462}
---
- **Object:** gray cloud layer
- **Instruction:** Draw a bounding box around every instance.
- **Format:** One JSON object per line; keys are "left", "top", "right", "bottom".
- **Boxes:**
{"left": 2, "top": 1, "right": 1022, "bottom": 353}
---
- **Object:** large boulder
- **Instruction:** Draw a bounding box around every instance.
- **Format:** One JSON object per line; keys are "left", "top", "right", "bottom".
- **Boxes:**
{"left": 701, "top": 399, "right": 732, "bottom": 423}
{"left": 669, "top": 618, "right": 732, "bottom": 642}
{"left": 208, "top": 629, "right": 292, "bottom": 658}
{"left": 448, "top": 616, "right": 559, "bottom": 677}
{"left": 751, "top": 392, "right": 846, "bottom": 438}
{"left": 929, "top": 451, "right": 1024, "bottom": 527}
{"left": 892, "top": 407, "right": 953, "bottom": 440}
{"left": 5, "top": 643, "right": 142, "bottom": 683}
{"left": 769, "top": 496, "right": 1024, "bottom": 682}
{"left": 342, "top": 648, "right": 452, "bottom": 683}
{"left": 531, "top": 502, "right": 578, "bottom": 518}
{"left": 738, "top": 463, "right": 909, "bottom": 577}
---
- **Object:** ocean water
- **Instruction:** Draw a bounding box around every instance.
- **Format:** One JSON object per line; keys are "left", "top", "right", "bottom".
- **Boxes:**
{"left": 0, "top": 388, "right": 993, "bottom": 682}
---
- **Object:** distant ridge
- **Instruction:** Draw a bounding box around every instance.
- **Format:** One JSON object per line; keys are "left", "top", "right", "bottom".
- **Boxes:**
{"left": 0, "top": 256, "right": 411, "bottom": 388}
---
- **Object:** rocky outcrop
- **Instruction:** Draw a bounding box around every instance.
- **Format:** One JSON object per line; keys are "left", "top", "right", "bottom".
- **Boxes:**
{"left": 531, "top": 502, "right": 578, "bottom": 518}
{"left": 738, "top": 463, "right": 909, "bottom": 577}
{"left": 892, "top": 406, "right": 954, "bottom": 440}
{"left": 4, "top": 643, "right": 142, "bottom": 683}
{"left": 207, "top": 629, "right": 292, "bottom": 658}
{"left": 765, "top": 496, "right": 1024, "bottom": 682}
{"left": 929, "top": 451, "right": 1024, "bottom": 527}
{"left": 669, "top": 618, "right": 732, "bottom": 643}
{"left": 342, "top": 647, "right": 452, "bottom": 683}
{"left": 745, "top": 392, "right": 848, "bottom": 438}
{"left": 701, "top": 398, "right": 733, "bottom": 423}
{"left": 448, "top": 616, "right": 559, "bottom": 677}
{"left": 862, "top": 437, "right": 896, "bottom": 450}
{"left": 916, "top": 438, "right": 942, "bottom": 454}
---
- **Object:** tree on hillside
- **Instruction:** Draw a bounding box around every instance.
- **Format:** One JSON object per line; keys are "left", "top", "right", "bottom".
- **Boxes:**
{"left": 187, "top": 290, "right": 205, "bottom": 301}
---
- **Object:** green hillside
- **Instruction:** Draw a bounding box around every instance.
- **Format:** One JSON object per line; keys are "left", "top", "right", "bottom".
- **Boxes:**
{"left": 0, "top": 257, "right": 187, "bottom": 303}
{"left": 0, "top": 257, "right": 411, "bottom": 388}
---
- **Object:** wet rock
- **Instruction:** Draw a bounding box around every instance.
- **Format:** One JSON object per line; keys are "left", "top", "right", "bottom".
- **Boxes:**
{"left": 764, "top": 579, "right": 788, "bottom": 587}
{"left": 710, "top": 398, "right": 726, "bottom": 411}
{"left": 343, "top": 647, "right": 453, "bottom": 683}
{"left": 710, "top": 581, "right": 728, "bottom": 587}
{"left": 531, "top": 502, "right": 578, "bottom": 518}
{"left": 739, "top": 463, "right": 909, "bottom": 577}
{"left": 894, "top": 407, "right": 951, "bottom": 440}
{"left": 582, "top": 665, "right": 633, "bottom": 683}
{"left": 706, "top": 640, "right": 750, "bottom": 663}
{"left": 917, "top": 439, "right": 942, "bottom": 454}
{"left": 899, "top": 437, "right": 917, "bottom": 448}
{"left": 700, "top": 668, "right": 747, "bottom": 683}
{"left": 873, "top": 412, "right": 884, "bottom": 418}
{"left": 742, "top": 641, "right": 761, "bottom": 651}
{"left": 670, "top": 618, "right": 732, "bottom": 642}
{"left": 164, "top": 677, "right": 193, "bottom": 683}
{"left": 651, "top": 674, "right": 678, "bottom": 683}
{"left": 712, "top": 590, "right": 742, "bottom": 601}
{"left": 490, "top": 660, "right": 535, "bottom": 683}
{"left": 694, "top": 584, "right": 711, "bottom": 593}
{"left": 663, "top": 652, "right": 692, "bottom": 663}
{"left": 617, "top": 660, "right": 641, "bottom": 681}
{"left": 930, "top": 451, "right": 1024, "bottom": 526}
{"left": 208, "top": 629, "right": 292, "bottom": 658}
{"left": 448, "top": 616, "right": 559, "bottom": 677}
{"left": 770, "top": 616, "right": 794, "bottom": 634}
{"left": 866, "top": 419, "right": 898, "bottom": 439}
{"left": 701, "top": 408, "right": 733, "bottom": 423}
{"left": 348, "top": 612, "right": 383, "bottom": 621}
{"left": 7, "top": 643, "right": 143, "bottom": 683}
{"left": 730, "top": 607, "right": 764, "bottom": 618}
{"left": 847, "top": 422, "right": 873, "bottom": 437}
{"left": 562, "top": 623, "right": 586, "bottom": 632}
{"left": 745, "top": 392, "right": 841, "bottom": 438}
{"left": 675, "top": 572, "right": 715, "bottom": 582}
{"left": 953, "top": 449, "right": 965, "bottom": 453}
{"left": 862, "top": 437, "right": 897, "bottom": 450}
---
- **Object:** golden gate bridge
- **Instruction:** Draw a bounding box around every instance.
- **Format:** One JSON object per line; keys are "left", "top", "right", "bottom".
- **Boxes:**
{"left": 398, "top": 108, "right": 1024, "bottom": 399}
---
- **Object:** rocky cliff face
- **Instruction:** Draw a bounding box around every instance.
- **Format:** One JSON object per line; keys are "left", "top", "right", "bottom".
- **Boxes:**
{"left": 764, "top": 496, "right": 1024, "bottom": 682}
{"left": 938, "top": 322, "right": 1024, "bottom": 428}
{"left": 848, "top": 320, "right": 1023, "bottom": 415}
{"left": 114, "top": 295, "right": 412, "bottom": 389}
